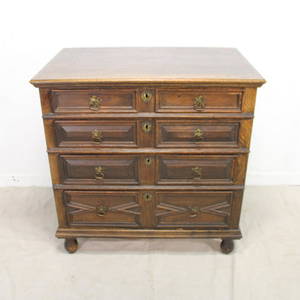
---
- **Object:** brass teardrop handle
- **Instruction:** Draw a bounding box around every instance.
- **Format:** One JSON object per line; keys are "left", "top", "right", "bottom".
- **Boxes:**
{"left": 189, "top": 206, "right": 200, "bottom": 218}
{"left": 92, "top": 129, "right": 103, "bottom": 142}
{"left": 95, "top": 166, "right": 104, "bottom": 179}
{"left": 96, "top": 205, "right": 108, "bottom": 216}
{"left": 142, "top": 121, "right": 152, "bottom": 133}
{"left": 194, "top": 128, "right": 203, "bottom": 140}
{"left": 192, "top": 167, "right": 202, "bottom": 178}
{"left": 141, "top": 91, "right": 152, "bottom": 103}
{"left": 89, "top": 96, "right": 102, "bottom": 110}
{"left": 193, "top": 96, "right": 205, "bottom": 111}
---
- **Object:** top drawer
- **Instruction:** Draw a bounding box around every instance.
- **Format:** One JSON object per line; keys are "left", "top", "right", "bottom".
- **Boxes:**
{"left": 156, "top": 89, "right": 243, "bottom": 113}
{"left": 51, "top": 89, "right": 137, "bottom": 113}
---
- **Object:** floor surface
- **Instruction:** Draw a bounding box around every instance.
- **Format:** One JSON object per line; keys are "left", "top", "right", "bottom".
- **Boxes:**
{"left": 0, "top": 186, "right": 299, "bottom": 300}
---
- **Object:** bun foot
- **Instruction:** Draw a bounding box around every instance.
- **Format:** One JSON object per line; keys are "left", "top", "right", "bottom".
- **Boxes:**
{"left": 64, "top": 238, "right": 78, "bottom": 254}
{"left": 220, "top": 239, "right": 234, "bottom": 254}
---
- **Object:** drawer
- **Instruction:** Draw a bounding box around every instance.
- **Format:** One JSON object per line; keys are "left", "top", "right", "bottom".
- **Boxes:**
{"left": 64, "top": 191, "right": 142, "bottom": 227}
{"left": 54, "top": 120, "right": 137, "bottom": 147}
{"left": 51, "top": 89, "right": 137, "bottom": 113}
{"left": 156, "top": 89, "right": 243, "bottom": 113}
{"left": 154, "top": 191, "right": 238, "bottom": 228}
{"left": 156, "top": 120, "right": 240, "bottom": 148}
{"left": 59, "top": 155, "right": 139, "bottom": 185}
{"left": 156, "top": 155, "right": 243, "bottom": 185}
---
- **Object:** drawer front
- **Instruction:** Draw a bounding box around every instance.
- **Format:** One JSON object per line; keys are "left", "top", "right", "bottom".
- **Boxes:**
{"left": 51, "top": 89, "right": 137, "bottom": 113}
{"left": 64, "top": 191, "right": 142, "bottom": 227}
{"left": 54, "top": 120, "right": 137, "bottom": 147}
{"left": 157, "top": 89, "right": 242, "bottom": 113}
{"left": 157, "top": 155, "right": 242, "bottom": 185}
{"left": 156, "top": 120, "right": 240, "bottom": 148}
{"left": 154, "top": 191, "right": 237, "bottom": 228}
{"left": 59, "top": 155, "right": 139, "bottom": 185}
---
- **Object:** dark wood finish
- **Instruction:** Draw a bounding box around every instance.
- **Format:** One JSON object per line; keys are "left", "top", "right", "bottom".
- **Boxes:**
{"left": 64, "top": 191, "right": 142, "bottom": 228}
{"left": 59, "top": 155, "right": 139, "bottom": 185}
{"left": 156, "top": 154, "right": 245, "bottom": 185}
{"left": 51, "top": 89, "right": 137, "bottom": 113}
{"left": 154, "top": 191, "right": 237, "bottom": 228}
{"left": 30, "top": 48, "right": 265, "bottom": 86}
{"left": 30, "top": 48, "right": 265, "bottom": 253}
{"left": 56, "top": 227, "right": 242, "bottom": 239}
{"left": 156, "top": 119, "right": 241, "bottom": 148}
{"left": 220, "top": 239, "right": 234, "bottom": 254}
{"left": 54, "top": 120, "right": 137, "bottom": 148}
{"left": 64, "top": 238, "right": 78, "bottom": 253}
{"left": 156, "top": 88, "right": 243, "bottom": 113}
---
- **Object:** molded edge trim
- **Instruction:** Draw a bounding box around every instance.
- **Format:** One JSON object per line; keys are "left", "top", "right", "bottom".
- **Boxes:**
{"left": 56, "top": 227, "right": 242, "bottom": 239}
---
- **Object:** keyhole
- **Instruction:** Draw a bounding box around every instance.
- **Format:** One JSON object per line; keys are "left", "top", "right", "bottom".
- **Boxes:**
{"left": 143, "top": 193, "right": 152, "bottom": 201}
{"left": 145, "top": 157, "right": 152, "bottom": 166}
{"left": 145, "top": 124, "right": 149, "bottom": 130}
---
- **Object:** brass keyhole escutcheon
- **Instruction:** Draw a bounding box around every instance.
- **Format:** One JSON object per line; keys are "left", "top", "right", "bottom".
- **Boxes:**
{"left": 96, "top": 205, "right": 109, "bottom": 216}
{"left": 192, "top": 167, "right": 202, "bottom": 178}
{"left": 194, "top": 128, "right": 203, "bottom": 140}
{"left": 92, "top": 129, "right": 103, "bottom": 142}
{"left": 95, "top": 166, "right": 105, "bottom": 179}
{"left": 145, "top": 157, "right": 152, "bottom": 166}
{"left": 142, "top": 121, "right": 152, "bottom": 133}
{"left": 141, "top": 91, "right": 152, "bottom": 103}
{"left": 143, "top": 193, "right": 152, "bottom": 201}
{"left": 193, "top": 96, "right": 205, "bottom": 111}
{"left": 89, "top": 95, "right": 102, "bottom": 110}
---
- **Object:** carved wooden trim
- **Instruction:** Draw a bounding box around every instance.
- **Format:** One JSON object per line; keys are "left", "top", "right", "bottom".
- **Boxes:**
{"left": 155, "top": 201, "right": 231, "bottom": 218}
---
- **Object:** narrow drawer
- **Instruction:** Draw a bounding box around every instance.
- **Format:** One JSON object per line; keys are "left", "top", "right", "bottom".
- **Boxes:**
{"left": 156, "top": 155, "right": 243, "bottom": 185}
{"left": 54, "top": 120, "right": 137, "bottom": 147}
{"left": 51, "top": 89, "right": 137, "bottom": 113}
{"left": 157, "top": 89, "right": 243, "bottom": 113}
{"left": 156, "top": 120, "right": 240, "bottom": 148}
{"left": 154, "top": 191, "right": 238, "bottom": 228}
{"left": 64, "top": 191, "right": 142, "bottom": 227}
{"left": 59, "top": 155, "right": 139, "bottom": 185}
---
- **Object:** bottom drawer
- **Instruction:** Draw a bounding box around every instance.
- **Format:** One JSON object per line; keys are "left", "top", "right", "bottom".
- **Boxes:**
{"left": 62, "top": 190, "right": 242, "bottom": 229}
{"left": 64, "top": 191, "right": 142, "bottom": 228}
{"left": 155, "top": 191, "right": 241, "bottom": 228}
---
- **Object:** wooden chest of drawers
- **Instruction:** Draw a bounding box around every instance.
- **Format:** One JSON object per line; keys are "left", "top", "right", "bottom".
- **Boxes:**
{"left": 30, "top": 48, "right": 265, "bottom": 254}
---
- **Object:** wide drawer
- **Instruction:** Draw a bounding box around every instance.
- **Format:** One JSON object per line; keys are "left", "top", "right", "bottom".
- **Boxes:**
{"left": 156, "top": 120, "right": 240, "bottom": 148}
{"left": 156, "top": 88, "right": 243, "bottom": 113}
{"left": 62, "top": 190, "right": 242, "bottom": 229}
{"left": 64, "top": 191, "right": 142, "bottom": 227}
{"left": 59, "top": 155, "right": 139, "bottom": 185}
{"left": 156, "top": 154, "right": 244, "bottom": 185}
{"left": 51, "top": 89, "right": 137, "bottom": 113}
{"left": 54, "top": 120, "right": 137, "bottom": 147}
{"left": 155, "top": 191, "right": 238, "bottom": 228}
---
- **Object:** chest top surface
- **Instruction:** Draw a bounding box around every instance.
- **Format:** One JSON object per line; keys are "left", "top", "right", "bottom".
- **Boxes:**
{"left": 30, "top": 47, "right": 265, "bottom": 86}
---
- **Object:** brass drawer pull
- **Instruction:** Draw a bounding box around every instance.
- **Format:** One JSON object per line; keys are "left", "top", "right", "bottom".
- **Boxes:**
{"left": 89, "top": 95, "right": 102, "bottom": 110}
{"left": 193, "top": 96, "right": 205, "bottom": 111}
{"left": 145, "top": 157, "right": 152, "bottom": 166}
{"left": 95, "top": 166, "right": 104, "bottom": 179}
{"left": 141, "top": 91, "right": 152, "bottom": 103}
{"left": 92, "top": 129, "right": 103, "bottom": 142}
{"left": 96, "top": 205, "right": 108, "bottom": 216}
{"left": 194, "top": 128, "right": 203, "bottom": 139}
{"left": 192, "top": 167, "right": 202, "bottom": 178}
{"left": 143, "top": 193, "right": 152, "bottom": 201}
{"left": 189, "top": 206, "right": 200, "bottom": 218}
{"left": 142, "top": 121, "right": 152, "bottom": 133}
